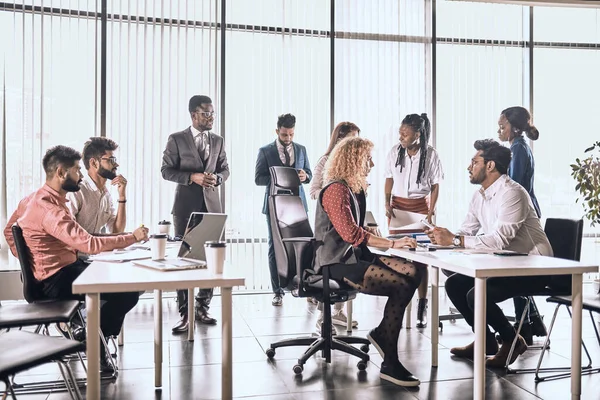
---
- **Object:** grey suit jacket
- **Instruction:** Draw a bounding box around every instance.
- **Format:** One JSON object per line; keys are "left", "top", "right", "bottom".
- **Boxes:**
{"left": 161, "top": 127, "right": 230, "bottom": 217}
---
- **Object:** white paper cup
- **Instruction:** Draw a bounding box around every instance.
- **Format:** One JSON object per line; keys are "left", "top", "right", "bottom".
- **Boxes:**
{"left": 151, "top": 234, "right": 168, "bottom": 260}
{"left": 158, "top": 220, "right": 171, "bottom": 235}
{"left": 205, "top": 241, "right": 226, "bottom": 274}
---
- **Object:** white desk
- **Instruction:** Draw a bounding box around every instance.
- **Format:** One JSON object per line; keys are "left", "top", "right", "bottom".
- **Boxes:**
{"left": 72, "top": 260, "right": 244, "bottom": 400}
{"left": 375, "top": 247, "right": 597, "bottom": 400}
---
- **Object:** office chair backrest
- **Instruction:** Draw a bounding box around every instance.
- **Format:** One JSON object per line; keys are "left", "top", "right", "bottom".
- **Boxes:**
{"left": 544, "top": 218, "right": 583, "bottom": 262}
{"left": 269, "top": 166, "right": 300, "bottom": 197}
{"left": 268, "top": 167, "right": 314, "bottom": 289}
{"left": 11, "top": 224, "right": 45, "bottom": 303}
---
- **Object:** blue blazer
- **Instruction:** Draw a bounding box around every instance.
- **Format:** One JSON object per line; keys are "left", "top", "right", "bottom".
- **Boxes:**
{"left": 509, "top": 135, "right": 541, "bottom": 217}
{"left": 255, "top": 141, "right": 312, "bottom": 215}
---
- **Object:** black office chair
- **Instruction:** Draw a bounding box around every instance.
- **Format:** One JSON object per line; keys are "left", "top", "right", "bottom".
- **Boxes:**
{"left": 506, "top": 218, "right": 591, "bottom": 377}
{"left": 10, "top": 224, "right": 117, "bottom": 380}
{"left": 0, "top": 331, "right": 85, "bottom": 400}
{"left": 264, "top": 167, "right": 371, "bottom": 374}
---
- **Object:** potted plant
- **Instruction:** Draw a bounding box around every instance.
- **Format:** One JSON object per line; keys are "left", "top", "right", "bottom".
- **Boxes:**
{"left": 571, "top": 141, "right": 600, "bottom": 292}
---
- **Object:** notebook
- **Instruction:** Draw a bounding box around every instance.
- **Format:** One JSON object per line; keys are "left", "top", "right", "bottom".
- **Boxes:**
{"left": 133, "top": 212, "right": 227, "bottom": 272}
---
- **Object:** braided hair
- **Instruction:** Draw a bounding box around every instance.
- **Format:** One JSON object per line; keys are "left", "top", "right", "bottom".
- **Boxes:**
{"left": 395, "top": 113, "right": 431, "bottom": 185}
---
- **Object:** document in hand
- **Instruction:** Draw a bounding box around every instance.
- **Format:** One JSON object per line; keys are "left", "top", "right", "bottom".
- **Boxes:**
{"left": 87, "top": 249, "right": 152, "bottom": 263}
{"left": 389, "top": 210, "right": 428, "bottom": 231}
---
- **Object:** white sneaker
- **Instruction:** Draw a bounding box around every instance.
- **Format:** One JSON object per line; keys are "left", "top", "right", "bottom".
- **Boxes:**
{"left": 331, "top": 310, "right": 358, "bottom": 328}
{"left": 315, "top": 318, "right": 337, "bottom": 336}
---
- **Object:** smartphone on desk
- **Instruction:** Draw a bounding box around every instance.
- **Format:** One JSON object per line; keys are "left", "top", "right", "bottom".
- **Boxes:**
{"left": 493, "top": 250, "right": 528, "bottom": 257}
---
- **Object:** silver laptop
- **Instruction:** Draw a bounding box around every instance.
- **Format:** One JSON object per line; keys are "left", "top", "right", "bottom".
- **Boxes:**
{"left": 133, "top": 212, "right": 227, "bottom": 271}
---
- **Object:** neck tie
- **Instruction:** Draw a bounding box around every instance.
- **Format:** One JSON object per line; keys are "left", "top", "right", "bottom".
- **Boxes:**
{"left": 283, "top": 145, "right": 291, "bottom": 166}
{"left": 197, "top": 133, "right": 208, "bottom": 162}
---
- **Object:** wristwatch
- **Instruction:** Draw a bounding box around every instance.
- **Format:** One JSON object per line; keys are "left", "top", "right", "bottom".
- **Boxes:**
{"left": 452, "top": 235, "right": 461, "bottom": 247}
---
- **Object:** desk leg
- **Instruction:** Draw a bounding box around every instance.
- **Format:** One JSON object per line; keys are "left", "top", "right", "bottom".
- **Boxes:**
{"left": 154, "top": 289, "right": 163, "bottom": 387}
{"left": 222, "top": 287, "right": 233, "bottom": 400}
{"left": 571, "top": 273, "right": 583, "bottom": 400}
{"left": 188, "top": 288, "right": 195, "bottom": 341}
{"left": 86, "top": 293, "right": 100, "bottom": 400}
{"left": 474, "top": 277, "right": 487, "bottom": 400}
{"left": 431, "top": 266, "right": 439, "bottom": 368}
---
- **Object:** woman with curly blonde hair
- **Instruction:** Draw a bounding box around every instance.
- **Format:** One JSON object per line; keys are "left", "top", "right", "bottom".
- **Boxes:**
{"left": 309, "top": 121, "right": 360, "bottom": 330}
{"left": 315, "top": 137, "right": 424, "bottom": 387}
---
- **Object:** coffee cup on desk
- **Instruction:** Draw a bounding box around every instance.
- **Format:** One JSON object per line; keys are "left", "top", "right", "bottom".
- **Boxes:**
{"left": 158, "top": 220, "right": 171, "bottom": 235}
{"left": 205, "top": 241, "right": 226, "bottom": 274}
{"left": 150, "top": 234, "right": 168, "bottom": 260}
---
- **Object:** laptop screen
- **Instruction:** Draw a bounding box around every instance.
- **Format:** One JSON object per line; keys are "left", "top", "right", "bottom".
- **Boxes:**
{"left": 177, "top": 212, "right": 227, "bottom": 261}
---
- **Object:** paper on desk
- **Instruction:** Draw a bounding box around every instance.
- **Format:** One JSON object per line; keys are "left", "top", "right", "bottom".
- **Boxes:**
{"left": 88, "top": 249, "right": 152, "bottom": 262}
{"left": 389, "top": 210, "right": 427, "bottom": 231}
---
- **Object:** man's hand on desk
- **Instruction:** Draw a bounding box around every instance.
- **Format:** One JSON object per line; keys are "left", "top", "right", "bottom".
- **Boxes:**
{"left": 190, "top": 172, "right": 217, "bottom": 188}
{"left": 133, "top": 226, "right": 149, "bottom": 242}
{"left": 424, "top": 227, "right": 454, "bottom": 246}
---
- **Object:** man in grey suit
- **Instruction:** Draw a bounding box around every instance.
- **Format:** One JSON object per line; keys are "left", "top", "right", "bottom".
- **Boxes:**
{"left": 255, "top": 113, "right": 312, "bottom": 307}
{"left": 161, "top": 95, "right": 230, "bottom": 333}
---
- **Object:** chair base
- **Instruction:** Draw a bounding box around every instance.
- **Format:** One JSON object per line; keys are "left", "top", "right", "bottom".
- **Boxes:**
{"left": 266, "top": 333, "right": 371, "bottom": 374}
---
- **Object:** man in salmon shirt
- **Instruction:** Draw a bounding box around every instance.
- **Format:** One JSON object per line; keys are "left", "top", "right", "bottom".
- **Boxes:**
{"left": 3, "top": 145, "right": 149, "bottom": 373}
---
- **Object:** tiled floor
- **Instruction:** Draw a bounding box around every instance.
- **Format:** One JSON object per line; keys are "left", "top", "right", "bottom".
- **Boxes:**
{"left": 4, "top": 286, "right": 600, "bottom": 399}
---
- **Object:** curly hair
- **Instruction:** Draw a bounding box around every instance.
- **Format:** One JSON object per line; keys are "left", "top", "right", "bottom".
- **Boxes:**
{"left": 324, "top": 137, "right": 374, "bottom": 194}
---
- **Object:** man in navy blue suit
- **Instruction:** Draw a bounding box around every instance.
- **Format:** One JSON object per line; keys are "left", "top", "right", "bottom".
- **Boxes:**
{"left": 255, "top": 113, "right": 312, "bottom": 306}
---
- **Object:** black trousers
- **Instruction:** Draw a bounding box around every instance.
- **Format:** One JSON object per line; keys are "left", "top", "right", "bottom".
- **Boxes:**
{"left": 444, "top": 272, "right": 570, "bottom": 342}
{"left": 41, "top": 259, "right": 140, "bottom": 337}
{"left": 173, "top": 214, "right": 214, "bottom": 317}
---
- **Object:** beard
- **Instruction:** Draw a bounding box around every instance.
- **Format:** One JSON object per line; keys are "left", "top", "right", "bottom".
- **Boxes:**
{"left": 469, "top": 169, "right": 486, "bottom": 185}
{"left": 98, "top": 165, "right": 117, "bottom": 180}
{"left": 62, "top": 176, "right": 82, "bottom": 192}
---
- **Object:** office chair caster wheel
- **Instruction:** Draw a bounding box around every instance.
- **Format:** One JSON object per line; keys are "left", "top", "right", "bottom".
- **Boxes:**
{"left": 357, "top": 361, "right": 367, "bottom": 370}
{"left": 293, "top": 364, "right": 304, "bottom": 374}
{"left": 360, "top": 344, "right": 369, "bottom": 353}
{"left": 266, "top": 348, "right": 276, "bottom": 359}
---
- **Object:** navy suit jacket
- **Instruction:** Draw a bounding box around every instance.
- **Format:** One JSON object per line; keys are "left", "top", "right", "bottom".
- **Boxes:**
{"left": 255, "top": 141, "right": 312, "bottom": 215}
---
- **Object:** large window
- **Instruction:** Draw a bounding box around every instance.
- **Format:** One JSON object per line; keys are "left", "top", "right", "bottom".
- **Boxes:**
{"left": 2, "top": 0, "right": 600, "bottom": 288}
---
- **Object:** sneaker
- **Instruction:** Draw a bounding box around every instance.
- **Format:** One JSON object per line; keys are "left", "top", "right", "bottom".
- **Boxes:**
{"left": 272, "top": 294, "right": 283, "bottom": 306}
{"left": 380, "top": 361, "right": 420, "bottom": 387}
{"left": 331, "top": 310, "right": 358, "bottom": 328}
{"left": 367, "top": 328, "right": 386, "bottom": 359}
{"left": 315, "top": 318, "right": 336, "bottom": 336}
{"left": 416, "top": 298, "right": 428, "bottom": 329}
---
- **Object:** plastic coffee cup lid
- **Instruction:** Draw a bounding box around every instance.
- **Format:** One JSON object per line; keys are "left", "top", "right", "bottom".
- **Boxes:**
{"left": 158, "top": 220, "right": 171, "bottom": 225}
{"left": 205, "top": 240, "right": 226, "bottom": 247}
{"left": 150, "top": 234, "right": 168, "bottom": 239}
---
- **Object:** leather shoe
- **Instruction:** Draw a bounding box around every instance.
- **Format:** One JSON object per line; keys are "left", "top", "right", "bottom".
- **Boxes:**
{"left": 196, "top": 309, "right": 217, "bottom": 325}
{"left": 486, "top": 335, "right": 527, "bottom": 368}
{"left": 171, "top": 315, "right": 189, "bottom": 333}
{"left": 450, "top": 337, "right": 499, "bottom": 359}
{"left": 380, "top": 361, "right": 420, "bottom": 387}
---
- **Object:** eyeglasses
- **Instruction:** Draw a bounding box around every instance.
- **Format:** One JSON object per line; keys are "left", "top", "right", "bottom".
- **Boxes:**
{"left": 469, "top": 158, "right": 487, "bottom": 168}
{"left": 195, "top": 110, "right": 216, "bottom": 118}
{"left": 101, "top": 156, "right": 117, "bottom": 165}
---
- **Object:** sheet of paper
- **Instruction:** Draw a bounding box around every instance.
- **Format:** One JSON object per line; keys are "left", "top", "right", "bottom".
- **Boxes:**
{"left": 88, "top": 249, "right": 152, "bottom": 263}
{"left": 388, "top": 210, "right": 427, "bottom": 231}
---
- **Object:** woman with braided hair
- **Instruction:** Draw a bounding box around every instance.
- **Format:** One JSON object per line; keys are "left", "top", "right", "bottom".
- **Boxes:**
{"left": 384, "top": 113, "right": 444, "bottom": 329}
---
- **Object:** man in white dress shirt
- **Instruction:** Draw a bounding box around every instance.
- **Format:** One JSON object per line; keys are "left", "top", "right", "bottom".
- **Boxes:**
{"left": 426, "top": 139, "right": 565, "bottom": 368}
{"left": 67, "top": 137, "right": 128, "bottom": 236}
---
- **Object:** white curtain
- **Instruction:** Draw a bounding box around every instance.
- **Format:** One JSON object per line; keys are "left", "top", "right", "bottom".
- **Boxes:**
{"left": 224, "top": 0, "right": 330, "bottom": 291}
{"left": 0, "top": 1, "right": 98, "bottom": 256}
{"left": 334, "top": 0, "right": 429, "bottom": 232}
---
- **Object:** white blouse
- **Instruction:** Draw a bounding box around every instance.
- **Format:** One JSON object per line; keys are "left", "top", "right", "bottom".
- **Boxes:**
{"left": 384, "top": 144, "right": 444, "bottom": 198}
